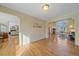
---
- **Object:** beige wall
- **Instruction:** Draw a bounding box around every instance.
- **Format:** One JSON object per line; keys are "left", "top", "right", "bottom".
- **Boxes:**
{"left": 0, "top": 5, "right": 47, "bottom": 46}
{"left": 68, "top": 18, "right": 75, "bottom": 32}
{"left": 45, "top": 21, "right": 49, "bottom": 38}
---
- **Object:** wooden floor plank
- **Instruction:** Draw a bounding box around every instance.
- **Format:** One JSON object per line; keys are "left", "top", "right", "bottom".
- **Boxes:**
{"left": 22, "top": 37, "right": 79, "bottom": 56}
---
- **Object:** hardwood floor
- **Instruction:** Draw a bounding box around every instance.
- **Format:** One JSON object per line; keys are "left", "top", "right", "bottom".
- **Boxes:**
{"left": 0, "top": 36, "right": 19, "bottom": 56}
{"left": 0, "top": 35, "right": 79, "bottom": 56}
{"left": 21, "top": 37, "right": 79, "bottom": 56}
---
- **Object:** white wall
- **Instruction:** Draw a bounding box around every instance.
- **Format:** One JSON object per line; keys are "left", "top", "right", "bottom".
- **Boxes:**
{"left": 19, "top": 16, "right": 46, "bottom": 46}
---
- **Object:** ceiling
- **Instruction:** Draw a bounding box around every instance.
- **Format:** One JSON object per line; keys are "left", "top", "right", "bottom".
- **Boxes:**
{"left": 0, "top": 3, "right": 79, "bottom": 21}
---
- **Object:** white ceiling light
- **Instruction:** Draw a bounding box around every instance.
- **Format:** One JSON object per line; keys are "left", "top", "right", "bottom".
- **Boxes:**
{"left": 69, "top": 25, "right": 73, "bottom": 28}
{"left": 42, "top": 4, "right": 49, "bottom": 11}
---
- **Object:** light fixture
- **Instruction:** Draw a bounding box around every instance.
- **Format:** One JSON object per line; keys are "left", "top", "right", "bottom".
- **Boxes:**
{"left": 69, "top": 25, "right": 73, "bottom": 28}
{"left": 42, "top": 4, "right": 49, "bottom": 11}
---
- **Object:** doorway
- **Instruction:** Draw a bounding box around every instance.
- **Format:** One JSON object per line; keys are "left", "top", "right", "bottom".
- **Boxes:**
{"left": 48, "top": 19, "right": 75, "bottom": 42}
{"left": 0, "top": 12, "right": 20, "bottom": 55}
{"left": 56, "top": 20, "right": 68, "bottom": 39}
{"left": 56, "top": 19, "right": 75, "bottom": 41}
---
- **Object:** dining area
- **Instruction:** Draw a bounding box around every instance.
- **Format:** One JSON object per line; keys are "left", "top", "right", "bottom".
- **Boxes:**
{"left": 0, "top": 23, "right": 9, "bottom": 48}
{"left": 0, "top": 32, "right": 8, "bottom": 42}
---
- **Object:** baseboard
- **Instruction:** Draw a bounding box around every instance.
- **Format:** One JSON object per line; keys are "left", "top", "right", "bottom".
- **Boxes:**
{"left": 31, "top": 38, "right": 47, "bottom": 43}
